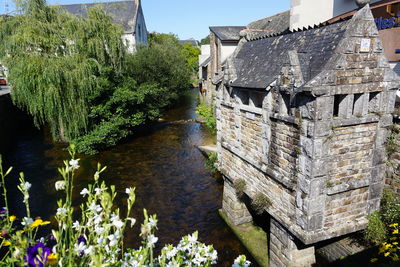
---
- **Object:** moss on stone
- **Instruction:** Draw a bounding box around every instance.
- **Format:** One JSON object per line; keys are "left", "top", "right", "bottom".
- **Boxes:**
{"left": 219, "top": 209, "right": 269, "bottom": 267}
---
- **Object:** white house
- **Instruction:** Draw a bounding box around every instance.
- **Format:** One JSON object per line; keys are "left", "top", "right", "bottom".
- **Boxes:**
{"left": 60, "top": 0, "right": 148, "bottom": 53}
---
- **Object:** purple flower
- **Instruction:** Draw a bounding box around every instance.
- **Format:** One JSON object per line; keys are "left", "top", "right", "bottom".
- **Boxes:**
{"left": 77, "top": 235, "right": 86, "bottom": 257}
{"left": 77, "top": 235, "right": 86, "bottom": 244}
{"left": 0, "top": 207, "right": 6, "bottom": 214}
{"left": 25, "top": 242, "right": 51, "bottom": 267}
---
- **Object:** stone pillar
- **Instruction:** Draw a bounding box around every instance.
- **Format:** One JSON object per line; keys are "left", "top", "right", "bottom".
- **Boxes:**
{"left": 269, "top": 218, "right": 316, "bottom": 267}
{"left": 222, "top": 179, "right": 252, "bottom": 225}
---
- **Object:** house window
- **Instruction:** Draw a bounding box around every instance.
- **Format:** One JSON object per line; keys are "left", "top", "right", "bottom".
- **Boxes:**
{"left": 333, "top": 94, "right": 346, "bottom": 117}
{"left": 238, "top": 90, "right": 249, "bottom": 105}
{"left": 250, "top": 92, "right": 264, "bottom": 108}
{"left": 281, "top": 93, "right": 291, "bottom": 115}
{"left": 352, "top": 93, "right": 363, "bottom": 116}
{"left": 368, "top": 92, "right": 381, "bottom": 113}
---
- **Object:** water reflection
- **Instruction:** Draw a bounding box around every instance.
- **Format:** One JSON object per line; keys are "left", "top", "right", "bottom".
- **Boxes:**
{"left": 2, "top": 90, "right": 254, "bottom": 266}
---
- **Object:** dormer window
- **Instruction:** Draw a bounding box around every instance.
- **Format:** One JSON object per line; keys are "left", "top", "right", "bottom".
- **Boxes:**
{"left": 280, "top": 93, "right": 291, "bottom": 115}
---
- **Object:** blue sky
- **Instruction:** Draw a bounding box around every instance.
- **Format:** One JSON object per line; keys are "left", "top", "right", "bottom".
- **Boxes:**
{"left": 1, "top": 0, "right": 290, "bottom": 40}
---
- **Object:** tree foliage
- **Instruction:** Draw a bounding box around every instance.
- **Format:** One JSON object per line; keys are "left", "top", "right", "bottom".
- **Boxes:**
{"left": 0, "top": 0, "right": 196, "bottom": 153}
{"left": 181, "top": 42, "right": 201, "bottom": 73}
{"left": 199, "top": 35, "right": 210, "bottom": 45}
{"left": 0, "top": 0, "right": 125, "bottom": 141}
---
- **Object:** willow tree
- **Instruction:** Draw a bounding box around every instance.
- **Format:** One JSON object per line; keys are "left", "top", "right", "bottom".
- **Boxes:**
{"left": 0, "top": 0, "right": 126, "bottom": 141}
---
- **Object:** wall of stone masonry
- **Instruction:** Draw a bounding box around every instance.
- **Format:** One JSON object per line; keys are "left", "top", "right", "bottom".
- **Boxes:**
{"left": 219, "top": 146, "right": 297, "bottom": 222}
{"left": 221, "top": 180, "right": 253, "bottom": 225}
{"left": 269, "top": 118, "right": 300, "bottom": 185}
{"left": 385, "top": 119, "right": 400, "bottom": 194}
{"left": 269, "top": 217, "right": 316, "bottom": 267}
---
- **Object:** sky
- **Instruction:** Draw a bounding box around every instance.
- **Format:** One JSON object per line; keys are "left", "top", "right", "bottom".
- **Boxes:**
{"left": 0, "top": 0, "right": 290, "bottom": 40}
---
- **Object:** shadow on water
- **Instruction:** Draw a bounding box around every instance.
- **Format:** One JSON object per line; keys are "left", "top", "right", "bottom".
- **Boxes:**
{"left": 1, "top": 90, "right": 256, "bottom": 266}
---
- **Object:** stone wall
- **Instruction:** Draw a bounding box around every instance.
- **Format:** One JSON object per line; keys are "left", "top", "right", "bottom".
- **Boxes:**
{"left": 270, "top": 217, "right": 316, "bottom": 267}
{"left": 385, "top": 118, "right": 400, "bottom": 194}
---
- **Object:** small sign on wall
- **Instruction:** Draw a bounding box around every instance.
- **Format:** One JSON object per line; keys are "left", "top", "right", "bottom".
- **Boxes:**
{"left": 246, "top": 112, "right": 255, "bottom": 120}
{"left": 360, "top": 38, "right": 371, "bottom": 53}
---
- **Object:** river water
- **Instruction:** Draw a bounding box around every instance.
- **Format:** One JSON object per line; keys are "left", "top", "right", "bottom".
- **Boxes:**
{"left": 1, "top": 90, "right": 252, "bottom": 266}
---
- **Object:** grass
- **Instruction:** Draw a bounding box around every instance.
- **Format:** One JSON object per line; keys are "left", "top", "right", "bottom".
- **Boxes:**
{"left": 219, "top": 209, "right": 269, "bottom": 267}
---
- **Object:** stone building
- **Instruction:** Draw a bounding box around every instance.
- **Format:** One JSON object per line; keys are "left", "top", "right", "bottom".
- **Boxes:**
{"left": 217, "top": 5, "right": 400, "bottom": 266}
{"left": 60, "top": 0, "right": 148, "bottom": 53}
{"left": 200, "top": 26, "right": 244, "bottom": 105}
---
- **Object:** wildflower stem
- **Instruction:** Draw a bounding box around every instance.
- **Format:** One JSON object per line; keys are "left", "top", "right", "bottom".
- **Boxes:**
{"left": 0, "top": 155, "right": 10, "bottom": 222}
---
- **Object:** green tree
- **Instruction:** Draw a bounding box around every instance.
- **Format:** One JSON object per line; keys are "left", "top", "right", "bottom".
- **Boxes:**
{"left": 199, "top": 35, "right": 210, "bottom": 45}
{"left": 0, "top": 0, "right": 125, "bottom": 141}
{"left": 181, "top": 42, "right": 201, "bottom": 73}
{"left": 0, "top": 1, "right": 194, "bottom": 154}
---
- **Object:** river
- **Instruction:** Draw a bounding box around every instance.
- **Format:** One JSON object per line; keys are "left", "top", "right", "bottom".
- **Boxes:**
{"left": 1, "top": 90, "right": 253, "bottom": 266}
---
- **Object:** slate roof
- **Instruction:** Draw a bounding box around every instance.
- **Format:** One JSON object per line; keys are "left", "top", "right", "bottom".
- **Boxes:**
{"left": 179, "top": 38, "right": 199, "bottom": 46}
{"left": 246, "top": 11, "right": 290, "bottom": 40}
{"left": 209, "top": 26, "right": 245, "bottom": 41}
{"left": 200, "top": 56, "right": 211, "bottom": 67}
{"left": 59, "top": 1, "right": 138, "bottom": 33}
{"left": 230, "top": 20, "right": 348, "bottom": 89}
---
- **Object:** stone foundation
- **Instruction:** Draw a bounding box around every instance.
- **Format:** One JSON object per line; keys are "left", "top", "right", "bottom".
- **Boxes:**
{"left": 222, "top": 179, "right": 252, "bottom": 225}
{"left": 270, "top": 218, "right": 316, "bottom": 267}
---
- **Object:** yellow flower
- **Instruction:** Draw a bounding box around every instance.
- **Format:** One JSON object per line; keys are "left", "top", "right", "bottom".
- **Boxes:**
{"left": 393, "top": 242, "right": 399, "bottom": 245}
{"left": 9, "top": 215, "right": 16, "bottom": 222}
{"left": 370, "top": 258, "right": 378, "bottom": 263}
{"left": 385, "top": 244, "right": 393, "bottom": 250}
{"left": 393, "top": 256, "right": 400, "bottom": 261}
{"left": 390, "top": 237, "right": 398, "bottom": 241}
{"left": 2, "top": 240, "right": 11, "bottom": 246}
{"left": 31, "top": 219, "right": 51, "bottom": 228}
{"left": 47, "top": 253, "right": 59, "bottom": 265}
{"left": 384, "top": 252, "right": 390, "bottom": 257}
{"left": 393, "top": 229, "right": 399, "bottom": 234}
{"left": 390, "top": 223, "right": 399, "bottom": 227}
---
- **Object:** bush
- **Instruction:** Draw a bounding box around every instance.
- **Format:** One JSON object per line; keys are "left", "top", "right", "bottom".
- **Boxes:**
{"left": 196, "top": 103, "right": 216, "bottom": 135}
{"left": 234, "top": 179, "right": 246, "bottom": 198}
{"left": 365, "top": 211, "right": 387, "bottom": 245}
{"left": 251, "top": 193, "right": 272, "bottom": 215}
{"left": 0, "top": 147, "right": 251, "bottom": 266}
{"left": 205, "top": 152, "right": 218, "bottom": 174}
{"left": 365, "top": 188, "right": 400, "bottom": 245}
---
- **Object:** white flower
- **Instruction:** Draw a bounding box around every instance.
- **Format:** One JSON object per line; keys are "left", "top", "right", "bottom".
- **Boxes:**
{"left": 108, "top": 233, "right": 119, "bottom": 246}
{"left": 24, "top": 181, "right": 32, "bottom": 191}
{"left": 74, "top": 242, "right": 87, "bottom": 256}
{"left": 166, "top": 247, "right": 178, "bottom": 259}
{"left": 127, "top": 217, "right": 136, "bottom": 227}
{"left": 233, "top": 255, "right": 251, "bottom": 267}
{"left": 113, "top": 219, "right": 124, "bottom": 229}
{"left": 89, "top": 203, "right": 102, "bottom": 213}
{"left": 188, "top": 232, "right": 198, "bottom": 243}
{"left": 147, "top": 234, "right": 158, "bottom": 247}
{"left": 125, "top": 188, "right": 132, "bottom": 195}
{"left": 207, "top": 249, "right": 218, "bottom": 262}
{"left": 93, "top": 214, "right": 103, "bottom": 224}
{"left": 72, "top": 221, "right": 80, "bottom": 229}
{"left": 148, "top": 217, "right": 157, "bottom": 229}
{"left": 80, "top": 188, "right": 90, "bottom": 197}
{"left": 84, "top": 245, "right": 94, "bottom": 256}
{"left": 55, "top": 181, "right": 66, "bottom": 191}
{"left": 95, "top": 226, "right": 104, "bottom": 235}
{"left": 21, "top": 217, "right": 33, "bottom": 227}
{"left": 69, "top": 159, "right": 80, "bottom": 170}
{"left": 57, "top": 207, "right": 67, "bottom": 217}
{"left": 94, "top": 188, "right": 102, "bottom": 195}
